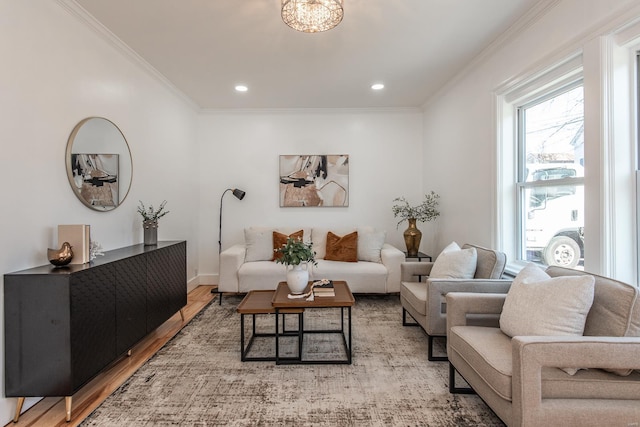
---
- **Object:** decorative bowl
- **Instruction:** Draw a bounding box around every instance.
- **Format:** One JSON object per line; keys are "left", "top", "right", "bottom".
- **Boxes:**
{"left": 48, "top": 242, "right": 74, "bottom": 267}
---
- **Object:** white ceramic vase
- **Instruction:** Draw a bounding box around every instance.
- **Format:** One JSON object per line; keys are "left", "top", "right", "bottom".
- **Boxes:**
{"left": 286, "top": 264, "right": 309, "bottom": 294}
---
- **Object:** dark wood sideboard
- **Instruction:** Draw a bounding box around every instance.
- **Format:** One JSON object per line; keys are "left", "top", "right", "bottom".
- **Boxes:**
{"left": 3, "top": 240, "right": 187, "bottom": 422}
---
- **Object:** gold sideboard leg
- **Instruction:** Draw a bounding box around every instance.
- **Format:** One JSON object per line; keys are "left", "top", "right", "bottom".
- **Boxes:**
{"left": 180, "top": 308, "right": 185, "bottom": 322}
{"left": 13, "top": 397, "right": 25, "bottom": 422}
{"left": 65, "top": 396, "right": 72, "bottom": 422}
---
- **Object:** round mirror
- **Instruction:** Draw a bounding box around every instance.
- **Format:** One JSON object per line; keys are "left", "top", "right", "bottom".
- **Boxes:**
{"left": 65, "top": 117, "right": 132, "bottom": 211}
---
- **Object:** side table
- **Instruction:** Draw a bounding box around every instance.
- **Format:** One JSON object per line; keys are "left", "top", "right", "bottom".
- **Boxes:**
{"left": 236, "top": 290, "right": 303, "bottom": 362}
{"left": 404, "top": 251, "right": 432, "bottom": 262}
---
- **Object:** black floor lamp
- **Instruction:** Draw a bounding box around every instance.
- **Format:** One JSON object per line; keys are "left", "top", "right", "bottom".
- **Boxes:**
{"left": 218, "top": 188, "right": 246, "bottom": 254}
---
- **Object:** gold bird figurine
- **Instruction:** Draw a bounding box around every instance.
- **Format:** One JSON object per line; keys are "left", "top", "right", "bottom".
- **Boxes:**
{"left": 48, "top": 242, "right": 74, "bottom": 267}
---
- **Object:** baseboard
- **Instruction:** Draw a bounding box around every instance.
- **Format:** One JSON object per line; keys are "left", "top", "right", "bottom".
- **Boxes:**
{"left": 188, "top": 274, "right": 218, "bottom": 293}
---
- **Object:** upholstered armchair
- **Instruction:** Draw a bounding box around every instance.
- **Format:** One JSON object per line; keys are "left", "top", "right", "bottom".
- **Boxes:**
{"left": 400, "top": 243, "right": 511, "bottom": 361}
{"left": 446, "top": 266, "right": 640, "bottom": 426}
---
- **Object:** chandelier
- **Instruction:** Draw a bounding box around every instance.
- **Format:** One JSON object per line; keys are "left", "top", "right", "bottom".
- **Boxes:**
{"left": 281, "top": 0, "right": 344, "bottom": 33}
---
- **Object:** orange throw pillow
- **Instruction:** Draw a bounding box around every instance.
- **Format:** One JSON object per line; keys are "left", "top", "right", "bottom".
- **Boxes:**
{"left": 272, "top": 230, "right": 304, "bottom": 261}
{"left": 325, "top": 231, "right": 358, "bottom": 262}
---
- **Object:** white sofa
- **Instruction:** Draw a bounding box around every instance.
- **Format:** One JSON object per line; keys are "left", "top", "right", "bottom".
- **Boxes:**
{"left": 218, "top": 226, "right": 404, "bottom": 302}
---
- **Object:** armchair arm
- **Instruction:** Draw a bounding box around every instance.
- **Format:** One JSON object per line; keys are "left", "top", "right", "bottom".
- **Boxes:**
{"left": 446, "top": 292, "right": 507, "bottom": 329}
{"left": 400, "top": 262, "right": 434, "bottom": 282}
{"left": 381, "top": 243, "right": 405, "bottom": 293}
{"left": 512, "top": 336, "right": 640, "bottom": 426}
{"left": 426, "top": 279, "right": 511, "bottom": 335}
{"left": 218, "top": 244, "right": 246, "bottom": 293}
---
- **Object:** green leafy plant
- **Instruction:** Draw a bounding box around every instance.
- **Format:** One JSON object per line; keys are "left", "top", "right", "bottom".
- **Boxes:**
{"left": 274, "top": 237, "right": 317, "bottom": 267}
{"left": 137, "top": 200, "right": 170, "bottom": 221}
{"left": 392, "top": 191, "right": 440, "bottom": 227}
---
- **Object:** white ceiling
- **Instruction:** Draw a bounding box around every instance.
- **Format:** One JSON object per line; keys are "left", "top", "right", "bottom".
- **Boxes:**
{"left": 73, "top": 0, "right": 542, "bottom": 110}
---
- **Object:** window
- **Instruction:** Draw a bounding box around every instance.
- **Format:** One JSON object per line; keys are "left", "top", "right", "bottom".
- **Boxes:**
{"left": 516, "top": 83, "right": 585, "bottom": 269}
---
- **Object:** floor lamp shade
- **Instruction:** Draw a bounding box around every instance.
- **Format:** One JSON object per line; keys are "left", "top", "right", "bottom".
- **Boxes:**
{"left": 219, "top": 188, "right": 246, "bottom": 253}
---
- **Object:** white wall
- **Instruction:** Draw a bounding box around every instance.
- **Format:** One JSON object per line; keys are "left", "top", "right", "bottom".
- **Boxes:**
{"left": 197, "top": 110, "right": 425, "bottom": 281}
{"left": 0, "top": 1, "right": 199, "bottom": 422}
{"left": 421, "top": 0, "right": 640, "bottom": 279}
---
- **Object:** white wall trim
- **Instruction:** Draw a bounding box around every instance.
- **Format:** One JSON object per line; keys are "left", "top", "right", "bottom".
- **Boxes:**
{"left": 56, "top": 0, "right": 200, "bottom": 112}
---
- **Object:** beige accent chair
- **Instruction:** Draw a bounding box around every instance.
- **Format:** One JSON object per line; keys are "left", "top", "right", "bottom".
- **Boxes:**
{"left": 400, "top": 243, "right": 511, "bottom": 361}
{"left": 447, "top": 266, "right": 640, "bottom": 427}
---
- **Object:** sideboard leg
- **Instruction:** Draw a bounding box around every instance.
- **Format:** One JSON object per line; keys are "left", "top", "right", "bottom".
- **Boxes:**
{"left": 65, "top": 396, "right": 72, "bottom": 422}
{"left": 13, "top": 397, "right": 24, "bottom": 422}
{"left": 179, "top": 308, "right": 185, "bottom": 322}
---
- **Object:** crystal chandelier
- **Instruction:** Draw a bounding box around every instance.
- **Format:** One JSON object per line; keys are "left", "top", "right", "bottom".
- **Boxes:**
{"left": 281, "top": 0, "right": 344, "bottom": 33}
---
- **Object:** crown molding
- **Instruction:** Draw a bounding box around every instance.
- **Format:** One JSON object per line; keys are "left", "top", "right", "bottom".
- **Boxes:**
{"left": 421, "top": 0, "right": 561, "bottom": 110}
{"left": 199, "top": 107, "right": 423, "bottom": 116}
{"left": 55, "top": 0, "right": 200, "bottom": 112}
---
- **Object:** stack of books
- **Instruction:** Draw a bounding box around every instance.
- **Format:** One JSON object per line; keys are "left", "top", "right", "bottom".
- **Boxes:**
{"left": 313, "top": 280, "right": 335, "bottom": 297}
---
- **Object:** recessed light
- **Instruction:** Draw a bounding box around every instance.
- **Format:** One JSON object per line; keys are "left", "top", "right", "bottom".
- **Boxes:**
{"left": 371, "top": 83, "right": 384, "bottom": 90}
{"left": 235, "top": 85, "right": 248, "bottom": 92}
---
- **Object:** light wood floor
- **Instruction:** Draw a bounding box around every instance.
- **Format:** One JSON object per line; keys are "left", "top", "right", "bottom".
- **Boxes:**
{"left": 5, "top": 285, "right": 217, "bottom": 427}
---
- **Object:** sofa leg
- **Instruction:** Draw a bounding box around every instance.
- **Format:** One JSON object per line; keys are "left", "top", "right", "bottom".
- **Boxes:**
{"left": 218, "top": 292, "right": 223, "bottom": 305}
{"left": 402, "top": 308, "right": 419, "bottom": 326}
{"left": 428, "top": 335, "right": 448, "bottom": 362}
{"left": 449, "top": 362, "right": 475, "bottom": 394}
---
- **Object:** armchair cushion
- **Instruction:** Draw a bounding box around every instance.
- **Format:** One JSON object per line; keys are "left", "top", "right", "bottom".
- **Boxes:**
{"left": 429, "top": 242, "right": 477, "bottom": 279}
{"left": 500, "top": 263, "right": 595, "bottom": 338}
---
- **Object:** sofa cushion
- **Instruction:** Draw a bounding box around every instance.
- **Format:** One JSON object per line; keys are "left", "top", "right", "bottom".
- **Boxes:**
{"left": 311, "top": 227, "right": 359, "bottom": 259}
{"left": 272, "top": 230, "right": 304, "bottom": 262}
{"left": 500, "top": 263, "right": 595, "bottom": 338}
{"left": 400, "top": 281, "right": 427, "bottom": 316}
{"left": 541, "top": 366, "right": 640, "bottom": 400}
{"left": 546, "top": 266, "right": 640, "bottom": 376}
{"left": 245, "top": 227, "right": 311, "bottom": 262}
{"left": 429, "top": 242, "right": 477, "bottom": 279}
{"left": 244, "top": 227, "right": 274, "bottom": 262}
{"left": 462, "top": 243, "right": 506, "bottom": 279}
{"left": 313, "top": 259, "right": 388, "bottom": 293}
{"left": 449, "top": 326, "right": 514, "bottom": 401}
{"left": 357, "top": 228, "right": 386, "bottom": 263}
{"left": 325, "top": 231, "right": 358, "bottom": 262}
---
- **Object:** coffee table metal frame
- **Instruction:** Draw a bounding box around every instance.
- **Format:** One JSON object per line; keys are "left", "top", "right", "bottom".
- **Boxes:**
{"left": 272, "top": 281, "right": 355, "bottom": 365}
{"left": 236, "top": 290, "right": 303, "bottom": 362}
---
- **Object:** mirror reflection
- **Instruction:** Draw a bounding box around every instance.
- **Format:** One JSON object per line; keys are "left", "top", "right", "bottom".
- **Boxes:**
{"left": 65, "top": 117, "right": 132, "bottom": 211}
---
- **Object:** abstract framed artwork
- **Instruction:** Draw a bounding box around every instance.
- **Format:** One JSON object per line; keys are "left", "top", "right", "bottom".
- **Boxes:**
{"left": 279, "top": 155, "right": 349, "bottom": 207}
{"left": 70, "top": 153, "right": 119, "bottom": 209}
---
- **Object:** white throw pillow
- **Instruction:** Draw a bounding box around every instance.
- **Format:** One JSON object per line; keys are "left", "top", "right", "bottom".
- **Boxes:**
{"left": 499, "top": 263, "right": 595, "bottom": 375}
{"left": 357, "top": 228, "right": 386, "bottom": 263}
{"left": 244, "top": 227, "right": 274, "bottom": 262}
{"left": 429, "top": 242, "right": 477, "bottom": 279}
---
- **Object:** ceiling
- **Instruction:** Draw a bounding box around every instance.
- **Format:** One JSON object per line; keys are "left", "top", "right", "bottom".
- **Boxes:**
{"left": 73, "top": 0, "right": 542, "bottom": 110}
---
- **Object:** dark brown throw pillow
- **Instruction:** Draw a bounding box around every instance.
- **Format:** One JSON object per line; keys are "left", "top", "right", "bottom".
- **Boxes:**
{"left": 325, "top": 231, "right": 358, "bottom": 262}
{"left": 272, "top": 230, "right": 304, "bottom": 261}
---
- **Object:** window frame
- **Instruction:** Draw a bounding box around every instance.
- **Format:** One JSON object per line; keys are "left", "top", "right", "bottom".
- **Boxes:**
{"left": 514, "top": 81, "right": 585, "bottom": 265}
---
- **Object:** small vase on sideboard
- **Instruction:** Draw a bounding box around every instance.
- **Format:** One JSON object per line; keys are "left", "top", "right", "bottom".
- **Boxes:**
{"left": 143, "top": 220, "right": 158, "bottom": 246}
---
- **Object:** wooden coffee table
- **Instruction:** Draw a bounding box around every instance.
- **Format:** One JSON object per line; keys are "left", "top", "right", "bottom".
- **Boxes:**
{"left": 236, "top": 290, "right": 303, "bottom": 362}
{"left": 271, "top": 281, "right": 355, "bottom": 365}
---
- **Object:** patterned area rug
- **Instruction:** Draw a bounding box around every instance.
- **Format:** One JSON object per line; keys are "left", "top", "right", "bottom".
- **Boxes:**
{"left": 81, "top": 294, "right": 504, "bottom": 426}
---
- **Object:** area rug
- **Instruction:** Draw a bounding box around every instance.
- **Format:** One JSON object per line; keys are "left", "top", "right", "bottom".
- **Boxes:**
{"left": 81, "top": 294, "right": 504, "bottom": 426}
